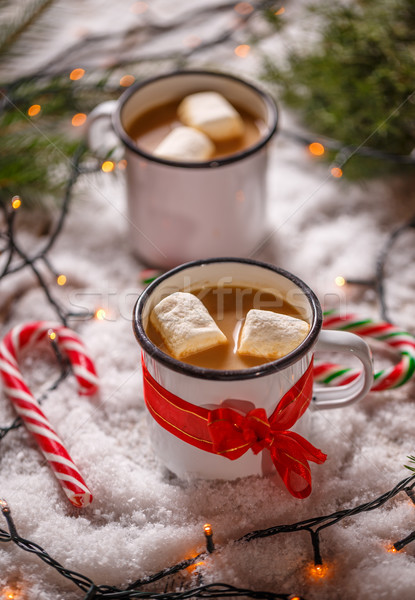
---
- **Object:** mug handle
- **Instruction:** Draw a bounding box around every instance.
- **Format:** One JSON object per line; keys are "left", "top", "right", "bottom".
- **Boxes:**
{"left": 312, "top": 330, "right": 373, "bottom": 410}
{"left": 85, "top": 101, "right": 121, "bottom": 158}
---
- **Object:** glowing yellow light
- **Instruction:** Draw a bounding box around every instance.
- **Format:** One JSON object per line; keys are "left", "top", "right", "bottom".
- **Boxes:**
{"left": 72, "top": 113, "right": 87, "bottom": 127}
{"left": 117, "top": 159, "right": 127, "bottom": 170}
{"left": 102, "top": 160, "right": 115, "bottom": 172}
{"left": 120, "top": 74, "right": 135, "bottom": 87}
{"left": 203, "top": 523, "right": 212, "bottom": 536}
{"left": 275, "top": 6, "right": 285, "bottom": 15}
{"left": 308, "top": 562, "right": 329, "bottom": 579}
{"left": 11, "top": 196, "right": 21, "bottom": 210}
{"left": 335, "top": 276, "right": 346, "bottom": 287}
{"left": 234, "top": 2, "right": 254, "bottom": 15}
{"left": 95, "top": 308, "right": 106, "bottom": 321}
{"left": 48, "top": 330, "right": 57, "bottom": 341}
{"left": 289, "top": 597, "right": 301, "bottom": 600}
{"left": 234, "top": 44, "right": 251, "bottom": 58}
{"left": 387, "top": 543, "right": 399, "bottom": 553}
{"left": 57, "top": 274, "right": 67, "bottom": 286}
{"left": 130, "top": 1, "right": 148, "bottom": 14}
{"left": 331, "top": 166, "right": 343, "bottom": 178}
{"left": 309, "top": 142, "right": 325, "bottom": 156}
{"left": 70, "top": 68, "right": 85, "bottom": 81}
{"left": 28, "top": 104, "right": 41, "bottom": 117}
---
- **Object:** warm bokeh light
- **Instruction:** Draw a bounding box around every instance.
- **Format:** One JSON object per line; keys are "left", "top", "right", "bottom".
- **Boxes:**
{"left": 234, "top": 44, "right": 250, "bottom": 58}
{"left": 71, "top": 113, "right": 87, "bottom": 127}
{"left": 386, "top": 543, "right": 399, "bottom": 553}
{"left": 335, "top": 276, "right": 346, "bottom": 287}
{"left": 183, "top": 35, "right": 202, "bottom": 48}
{"left": 331, "top": 166, "right": 343, "bottom": 178}
{"left": 234, "top": 2, "right": 254, "bottom": 15}
{"left": 95, "top": 308, "right": 106, "bottom": 321}
{"left": 120, "top": 74, "right": 135, "bottom": 87}
{"left": 117, "top": 159, "right": 127, "bottom": 170}
{"left": 11, "top": 196, "right": 21, "bottom": 210}
{"left": 70, "top": 68, "right": 85, "bottom": 81}
{"left": 57, "top": 274, "right": 67, "bottom": 286}
{"left": 28, "top": 104, "right": 41, "bottom": 117}
{"left": 307, "top": 562, "right": 330, "bottom": 579}
{"left": 203, "top": 523, "right": 213, "bottom": 536}
{"left": 101, "top": 160, "right": 115, "bottom": 172}
{"left": 130, "top": 1, "right": 148, "bottom": 14}
{"left": 48, "top": 330, "right": 57, "bottom": 341}
{"left": 3, "top": 588, "right": 18, "bottom": 600}
{"left": 309, "top": 142, "right": 325, "bottom": 156}
{"left": 275, "top": 6, "right": 285, "bottom": 15}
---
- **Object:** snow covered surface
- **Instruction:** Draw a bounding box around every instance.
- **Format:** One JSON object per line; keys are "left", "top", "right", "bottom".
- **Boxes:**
{"left": 1, "top": 1, "right": 415, "bottom": 598}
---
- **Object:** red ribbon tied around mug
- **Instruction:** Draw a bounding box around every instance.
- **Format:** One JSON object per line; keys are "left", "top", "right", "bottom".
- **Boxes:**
{"left": 142, "top": 359, "right": 327, "bottom": 499}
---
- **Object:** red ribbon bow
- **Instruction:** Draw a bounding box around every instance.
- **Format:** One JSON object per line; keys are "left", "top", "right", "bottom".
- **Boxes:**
{"left": 142, "top": 358, "right": 327, "bottom": 499}
{"left": 207, "top": 405, "right": 326, "bottom": 499}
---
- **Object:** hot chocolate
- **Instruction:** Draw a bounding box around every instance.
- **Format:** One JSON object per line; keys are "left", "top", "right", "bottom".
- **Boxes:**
{"left": 146, "top": 285, "right": 305, "bottom": 370}
{"left": 126, "top": 99, "right": 266, "bottom": 161}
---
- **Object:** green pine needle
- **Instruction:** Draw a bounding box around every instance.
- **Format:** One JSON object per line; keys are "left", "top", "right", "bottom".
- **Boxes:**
{"left": 263, "top": 0, "right": 415, "bottom": 178}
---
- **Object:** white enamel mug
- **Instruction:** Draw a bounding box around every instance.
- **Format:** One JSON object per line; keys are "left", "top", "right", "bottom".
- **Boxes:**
{"left": 86, "top": 71, "right": 278, "bottom": 269}
{"left": 133, "top": 258, "right": 373, "bottom": 481}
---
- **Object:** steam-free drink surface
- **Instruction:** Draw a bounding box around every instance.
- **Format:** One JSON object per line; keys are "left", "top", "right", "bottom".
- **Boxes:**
{"left": 126, "top": 99, "right": 265, "bottom": 160}
{"left": 146, "top": 286, "right": 305, "bottom": 370}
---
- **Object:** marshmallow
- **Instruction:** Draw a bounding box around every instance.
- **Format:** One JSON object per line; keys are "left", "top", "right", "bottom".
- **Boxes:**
{"left": 150, "top": 292, "right": 228, "bottom": 360}
{"left": 237, "top": 310, "right": 310, "bottom": 360}
{"left": 153, "top": 126, "right": 214, "bottom": 162}
{"left": 177, "top": 92, "right": 244, "bottom": 142}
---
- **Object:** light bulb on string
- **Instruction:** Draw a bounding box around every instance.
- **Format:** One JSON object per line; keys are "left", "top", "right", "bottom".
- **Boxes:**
{"left": 120, "top": 75, "right": 135, "bottom": 87}
{"left": 72, "top": 113, "right": 87, "bottom": 127}
{"left": 11, "top": 196, "right": 21, "bottom": 210}
{"left": 27, "top": 104, "right": 41, "bottom": 117}
{"left": 56, "top": 274, "right": 67, "bottom": 286}
{"left": 94, "top": 308, "right": 106, "bottom": 321}
{"left": 234, "top": 2, "right": 254, "bottom": 15}
{"left": 331, "top": 166, "right": 343, "bottom": 178}
{"left": 335, "top": 276, "right": 346, "bottom": 287}
{"left": 308, "top": 142, "right": 325, "bottom": 157}
{"left": 234, "top": 44, "right": 250, "bottom": 58}
{"left": 102, "top": 161, "right": 115, "bottom": 173}
{"left": 203, "top": 523, "right": 215, "bottom": 553}
{"left": 70, "top": 68, "right": 85, "bottom": 81}
{"left": 307, "top": 561, "right": 330, "bottom": 580}
{"left": 48, "top": 329, "right": 57, "bottom": 341}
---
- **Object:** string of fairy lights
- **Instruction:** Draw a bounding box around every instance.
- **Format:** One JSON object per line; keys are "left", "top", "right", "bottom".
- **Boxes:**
{"left": 2, "top": 473, "right": 415, "bottom": 599}
{"left": 1, "top": 1, "right": 415, "bottom": 599}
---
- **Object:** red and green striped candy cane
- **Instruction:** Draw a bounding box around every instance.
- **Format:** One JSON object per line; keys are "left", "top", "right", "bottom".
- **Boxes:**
{"left": 314, "top": 310, "right": 415, "bottom": 391}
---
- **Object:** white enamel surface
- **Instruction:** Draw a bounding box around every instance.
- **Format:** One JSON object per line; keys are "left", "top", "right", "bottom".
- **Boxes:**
{"left": 119, "top": 72, "right": 276, "bottom": 268}
{"left": 125, "top": 148, "right": 268, "bottom": 267}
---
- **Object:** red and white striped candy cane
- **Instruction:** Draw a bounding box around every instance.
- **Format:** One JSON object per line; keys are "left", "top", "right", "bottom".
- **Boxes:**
{"left": 0, "top": 321, "right": 99, "bottom": 508}
{"left": 314, "top": 311, "right": 415, "bottom": 391}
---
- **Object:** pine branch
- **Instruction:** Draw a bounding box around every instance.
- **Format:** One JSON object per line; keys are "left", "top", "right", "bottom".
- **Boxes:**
{"left": 0, "top": 0, "right": 54, "bottom": 57}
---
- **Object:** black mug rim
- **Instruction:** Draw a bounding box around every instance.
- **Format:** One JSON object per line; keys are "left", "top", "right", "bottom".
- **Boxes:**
{"left": 133, "top": 257, "right": 323, "bottom": 381}
{"left": 113, "top": 69, "right": 278, "bottom": 169}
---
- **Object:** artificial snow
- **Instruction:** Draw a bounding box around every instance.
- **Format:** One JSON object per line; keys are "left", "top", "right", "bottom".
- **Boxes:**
{"left": 1, "top": 1, "right": 415, "bottom": 598}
